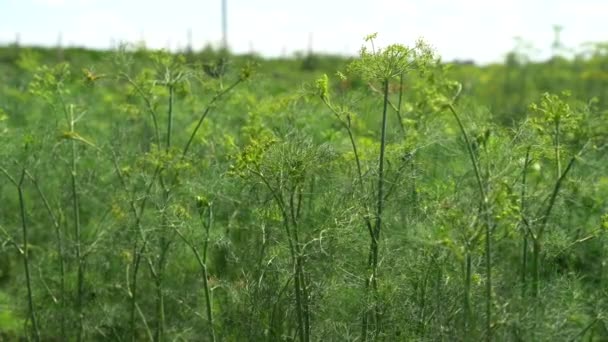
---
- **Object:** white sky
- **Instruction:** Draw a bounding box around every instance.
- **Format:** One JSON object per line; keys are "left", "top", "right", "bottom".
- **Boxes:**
{"left": 0, "top": 0, "right": 606, "bottom": 63}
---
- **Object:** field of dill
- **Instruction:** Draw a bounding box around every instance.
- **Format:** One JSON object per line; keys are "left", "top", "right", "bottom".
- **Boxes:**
{"left": 1, "top": 37, "right": 607, "bottom": 341}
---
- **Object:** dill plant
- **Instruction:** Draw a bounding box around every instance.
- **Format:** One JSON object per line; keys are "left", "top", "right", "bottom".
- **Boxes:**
{"left": 230, "top": 133, "right": 338, "bottom": 341}
{"left": 314, "top": 34, "right": 437, "bottom": 340}
{"left": 1, "top": 36, "right": 607, "bottom": 342}
{"left": 109, "top": 48, "right": 249, "bottom": 341}
{"left": 27, "top": 62, "right": 101, "bottom": 341}
{"left": 0, "top": 166, "right": 41, "bottom": 342}
{"left": 512, "top": 93, "right": 591, "bottom": 339}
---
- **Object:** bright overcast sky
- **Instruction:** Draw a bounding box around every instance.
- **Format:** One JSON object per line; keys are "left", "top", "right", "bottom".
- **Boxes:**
{"left": 0, "top": 0, "right": 606, "bottom": 63}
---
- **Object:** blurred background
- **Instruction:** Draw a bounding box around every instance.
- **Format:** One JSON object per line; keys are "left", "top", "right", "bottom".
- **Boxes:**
{"left": 0, "top": 0, "right": 606, "bottom": 63}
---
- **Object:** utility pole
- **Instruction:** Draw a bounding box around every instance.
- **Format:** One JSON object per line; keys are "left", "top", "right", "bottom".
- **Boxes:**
{"left": 13, "top": 33, "right": 20, "bottom": 54}
{"left": 552, "top": 25, "right": 564, "bottom": 57}
{"left": 221, "top": 0, "right": 228, "bottom": 50}
{"left": 308, "top": 32, "right": 313, "bottom": 55}
{"left": 57, "top": 32, "right": 64, "bottom": 61}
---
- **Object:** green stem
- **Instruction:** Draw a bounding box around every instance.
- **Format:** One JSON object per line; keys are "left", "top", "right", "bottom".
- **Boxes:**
{"left": 320, "top": 98, "right": 365, "bottom": 195}
{"left": 153, "top": 81, "right": 176, "bottom": 341}
{"left": 520, "top": 147, "right": 531, "bottom": 297}
{"left": 320, "top": 89, "right": 376, "bottom": 342}
{"left": 447, "top": 104, "right": 492, "bottom": 341}
{"left": 166, "top": 84, "right": 174, "bottom": 151}
{"left": 249, "top": 167, "right": 306, "bottom": 341}
{"left": 532, "top": 239, "right": 540, "bottom": 299}
{"left": 320, "top": 98, "right": 374, "bottom": 243}
{"left": 68, "top": 107, "right": 85, "bottom": 342}
{"left": 130, "top": 244, "right": 142, "bottom": 341}
{"left": 25, "top": 171, "right": 65, "bottom": 340}
{"left": 555, "top": 118, "right": 561, "bottom": 180}
{"left": 111, "top": 153, "right": 161, "bottom": 341}
{"left": 1, "top": 167, "right": 42, "bottom": 341}
{"left": 152, "top": 78, "right": 180, "bottom": 341}
{"left": 290, "top": 188, "right": 310, "bottom": 342}
{"left": 174, "top": 205, "right": 216, "bottom": 342}
{"left": 375, "top": 79, "right": 390, "bottom": 237}
{"left": 463, "top": 250, "right": 472, "bottom": 340}
{"left": 532, "top": 155, "right": 578, "bottom": 302}
{"left": 154, "top": 272, "right": 165, "bottom": 341}
{"left": 269, "top": 275, "right": 294, "bottom": 341}
{"left": 181, "top": 78, "right": 242, "bottom": 159}
{"left": 120, "top": 73, "right": 161, "bottom": 147}
{"left": 395, "top": 73, "right": 406, "bottom": 135}
{"left": 370, "top": 79, "right": 391, "bottom": 338}
{"left": 537, "top": 156, "right": 577, "bottom": 240}
{"left": 17, "top": 171, "right": 41, "bottom": 341}
{"left": 201, "top": 206, "right": 216, "bottom": 342}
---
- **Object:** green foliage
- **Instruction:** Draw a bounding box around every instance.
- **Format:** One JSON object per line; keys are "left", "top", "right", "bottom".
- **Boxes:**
{"left": 0, "top": 36, "right": 607, "bottom": 341}
{"left": 348, "top": 34, "right": 435, "bottom": 82}
{"left": 0, "top": 291, "right": 23, "bottom": 334}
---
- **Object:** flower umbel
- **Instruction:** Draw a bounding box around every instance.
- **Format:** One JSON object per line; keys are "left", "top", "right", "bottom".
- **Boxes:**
{"left": 348, "top": 35, "right": 436, "bottom": 82}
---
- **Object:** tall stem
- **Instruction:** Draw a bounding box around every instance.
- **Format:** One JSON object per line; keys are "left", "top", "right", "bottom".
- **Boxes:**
{"left": 26, "top": 172, "right": 65, "bottom": 340}
{"left": 154, "top": 80, "right": 178, "bottom": 341}
{"left": 249, "top": 168, "right": 306, "bottom": 341}
{"left": 395, "top": 73, "right": 406, "bottom": 135}
{"left": 463, "top": 250, "right": 472, "bottom": 340}
{"left": 166, "top": 84, "right": 174, "bottom": 151}
{"left": 130, "top": 245, "right": 141, "bottom": 341}
{"left": 447, "top": 104, "right": 492, "bottom": 341}
{"left": 520, "top": 147, "right": 531, "bottom": 297}
{"left": 120, "top": 73, "right": 161, "bottom": 147}
{"left": 369, "top": 79, "right": 391, "bottom": 338}
{"left": 290, "top": 188, "right": 310, "bottom": 342}
{"left": 319, "top": 97, "right": 375, "bottom": 339}
{"left": 532, "top": 239, "right": 540, "bottom": 299}
{"left": 533, "top": 155, "right": 577, "bottom": 299}
{"left": 201, "top": 205, "right": 216, "bottom": 342}
{"left": 112, "top": 154, "right": 161, "bottom": 341}
{"left": 174, "top": 204, "right": 216, "bottom": 342}
{"left": 375, "top": 79, "right": 390, "bottom": 239}
{"left": 16, "top": 171, "right": 41, "bottom": 341}
{"left": 554, "top": 119, "right": 561, "bottom": 180}
{"left": 68, "top": 107, "right": 85, "bottom": 342}
{"left": 181, "top": 79, "right": 242, "bottom": 159}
